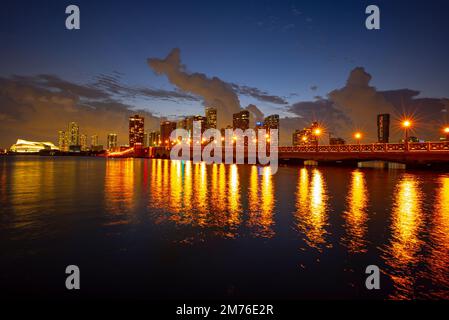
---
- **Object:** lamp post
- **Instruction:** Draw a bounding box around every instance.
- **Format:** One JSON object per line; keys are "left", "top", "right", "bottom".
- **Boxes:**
{"left": 402, "top": 120, "right": 412, "bottom": 151}
{"left": 313, "top": 128, "right": 322, "bottom": 152}
{"left": 354, "top": 132, "right": 362, "bottom": 151}
{"left": 444, "top": 127, "right": 449, "bottom": 141}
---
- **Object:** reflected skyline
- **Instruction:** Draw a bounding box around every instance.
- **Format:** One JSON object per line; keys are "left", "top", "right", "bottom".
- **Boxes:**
{"left": 1, "top": 156, "right": 449, "bottom": 299}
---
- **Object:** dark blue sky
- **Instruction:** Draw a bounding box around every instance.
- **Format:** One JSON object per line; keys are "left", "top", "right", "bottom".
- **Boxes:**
{"left": 1, "top": 0, "right": 449, "bottom": 119}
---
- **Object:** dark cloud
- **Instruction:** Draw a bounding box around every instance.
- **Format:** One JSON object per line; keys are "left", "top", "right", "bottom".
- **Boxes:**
{"left": 310, "top": 85, "right": 318, "bottom": 91}
{"left": 284, "top": 67, "right": 449, "bottom": 143}
{"left": 231, "top": 84, "right": 288, "bottom": 105}
{"left": 0, "top": 75, "right": 161, "bottom": 147}
{"left": 148, "top": 48, "right": 241, "bottom": 128}
{"left": 92, "top": 73, "right": 200, "bottom": 102}
{"left": 147, "top": 48, "right": 288, "bottom": 129}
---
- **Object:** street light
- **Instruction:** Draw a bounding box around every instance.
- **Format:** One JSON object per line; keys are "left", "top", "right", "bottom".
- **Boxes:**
{"left": 402, "top": 120, "right": 412, "bottom": 151}
{"left": 444, "top": 126, "right": 449, "bottom": 141}
{"left": 354, "top": 132, "right": 362, "bottom": 151}
{"left": 313, "top": 128, "right": 322, "bottom": 151}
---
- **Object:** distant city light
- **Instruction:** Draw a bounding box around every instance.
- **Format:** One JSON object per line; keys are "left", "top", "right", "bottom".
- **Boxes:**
{"left": 444, "top": 127, "right": 449, "bottom": 133}
{"left": 354, "top": 132, "right": 362, "bottom": 140}
{"left": 314, "top": 128, "right": 322, "bottom": 136}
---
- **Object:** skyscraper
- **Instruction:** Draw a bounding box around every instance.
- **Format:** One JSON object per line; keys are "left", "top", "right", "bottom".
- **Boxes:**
{"left": 68, "top": 122, "right": 79, "bottom": 147}
{"left": 91, "top": 134, "right": 98, "bottom": 148}
{"left": 264, "top": 114, "right": 280, "bottom": 130}
{"left": 129, "top": 115, "right": 145, "bottom": 147}
{"left": 160, "top": 121, "right": 177, "bottom": 146}
{"left": 377, "top": 114, "right": 390, "bottom": 143}
{"left": 233, "top": 110, "right": 250, "bottom": 130}
{"left": 205, "top": 107, "right": 217, "bottom": 129}
{"left": 264, "top": 114, "right": 280, "bottom": 142}
{"left": 107, "top": 133, "right": 118, "bottom": 150}
{"left": 292, "top": 122, "right": 319, "bottom": 146}
{"left": 58, "top": 130, "right": 68, "bottom": 152}
{"left": 80, "top": 134, "right": 88, "bottom": 151}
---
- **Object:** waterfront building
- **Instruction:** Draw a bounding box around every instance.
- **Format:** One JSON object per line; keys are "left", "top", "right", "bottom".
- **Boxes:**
{"left": 160, "top": 121, "right": 177, "bottom": 146}
{"left": 68, "top": 122, "right": 80, "bottom": 147}
{"left": 129, "top": 115, "right": 145, "bottom": 147}
{"left": 292, "top": 122, "right": 319, "bottom": 146}
{"left": 377, "top": 114, "right": 390, "bottom": 143}
{"left": 9, "top": 139, "right": 59, "bottom": 153}
{"left": 107, "top": 133, "right": 118, "bottom": 150}
{"left": 80, "top": 134, "right": 88, "bottom": 151}
{"left": 205, "top": 107, "right": 217, "bottom": 129}
{"left": 233, "top": 110, "right": 250, "bottom": 130}
{"left": 91, "top": 134, "right": 99, "bottom": 148}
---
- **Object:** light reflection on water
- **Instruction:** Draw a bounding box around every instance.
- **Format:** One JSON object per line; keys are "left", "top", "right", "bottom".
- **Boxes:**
{"left": 295, "top": 168, "right": 329, "bottom": 251}
{"left": 342, "top": 170, "right": 369, "bottom": 253}
{"left": 1, "top": 156, "right": 449, "bottom": 299}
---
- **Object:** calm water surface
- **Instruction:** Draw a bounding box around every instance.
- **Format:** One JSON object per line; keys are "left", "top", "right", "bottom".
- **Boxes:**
{"left": 0, "top": 156, "right": 448, "bottom": 299}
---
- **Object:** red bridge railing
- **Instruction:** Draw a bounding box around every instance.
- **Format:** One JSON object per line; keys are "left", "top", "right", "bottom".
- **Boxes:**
{"left": 279, "top": 142, "right": 449, "bottom": 153}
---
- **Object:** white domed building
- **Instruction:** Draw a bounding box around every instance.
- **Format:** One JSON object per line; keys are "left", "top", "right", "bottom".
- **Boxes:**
{"left": 9, "top": 139, "right": 59, "bottom": 153}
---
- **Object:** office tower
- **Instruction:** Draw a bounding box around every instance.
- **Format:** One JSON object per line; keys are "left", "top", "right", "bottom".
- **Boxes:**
{"left": 233, "top": 110, "right": 250, "bottom": 130}
{"left": 264, "top": 114, "right": 280, "bottom": 142}
{"left": 58, "top": 130, "right": 67, "bottom": 151}
{"left": 68, "top": 122, "right": 79, "bottom": 146}
{"left": 80, "top": 134, "right": 88, "bottom": 151}
{"left": 205, "top": 107, "right": 217, "bottom": 129}
{"left": 264, "top": 114, "right": 280, "bottom": 130}
{"left": 377, "top": 114, "right": 390, "bottom": 143}
{"left": 148, "top": 131, "right": 161, "bottom": 146}
{"left": 160, "top": 121, "right": 177, "bottom": 146}
{"left": 129, "top": 115, "right": 145, "bottom": 147}
{"left": 107, "top": 133, "right": 118, "bottom": 150}
{"left": 292, "top": 122, "right": 319, "bottom": 146}
{"left": 91, "top": 134, "right": 98, "bottom": 148}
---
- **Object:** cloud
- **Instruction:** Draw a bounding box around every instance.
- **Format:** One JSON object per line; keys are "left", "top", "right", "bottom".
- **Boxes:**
{"left": 147, "top": 48, "right": 288, "bottom": 128}
{"left": 92, "top": 72, "right": 200, "bottom": 102}
{"left": 148, "top": 48, "right": 241, "bottom": 128}
{"left": 245, "top": 104, "right": 265, "bottom": 127}
{"left": 284, "top": 67, "right": 449, "bottom": 143}
{"left": 231, "top": 84, "right": 288, "bottom": 105}
{"left": 0, "top": 75, "right": 161, "bottom": 147}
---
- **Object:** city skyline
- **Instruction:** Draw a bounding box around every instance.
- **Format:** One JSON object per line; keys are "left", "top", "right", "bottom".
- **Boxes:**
{"left": 1, "top": 1, "right": 449, "bottom": 148}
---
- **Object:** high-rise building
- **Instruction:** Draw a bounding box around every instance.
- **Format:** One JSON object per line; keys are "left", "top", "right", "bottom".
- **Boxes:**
{"left": 91, "top": 134, "right": 98, "bottom": 148}
{"left": 264, "top": 114, "right": 280, "bottom": 142}
{"left": 129, "top": 115, "right": 145, "bottom": 147}
{"left": 58, "top": 130, "right": 69, "bottom": 152}
{"left": 68, "top": 122, "right": 79, "bottom": 146}
{"left": 80, "top": 134, "right": 88, "bottom": 151}
{"left": 107, "top": 133, "right": 118, "bottom": 150}
{"left": 148, "top": 131, "right": 161, "bottom": 146}
{"left": 377, "top": 114, "right": 390, "bottom": 143}
{"left": 264, "top": 114, "right": 280, "bottom": 130}
{"left": 233, "top": 110, "right": 250, "bottom": 130}
{"left": 205, "top": 107, "right": 217, "bottom": 129}
{"left": 292, "top": 122, "right": 319, "bottom": 146}
{"left": 160, "top": 121, "right": 177, "bottom": 146}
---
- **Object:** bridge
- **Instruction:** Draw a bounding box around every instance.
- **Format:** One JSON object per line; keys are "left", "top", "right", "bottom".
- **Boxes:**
{"left": 106, "top": 141, "right": 449, "bottom": 167}
{"left": 278, "top": 142, "right": 449, "bottom": 167}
